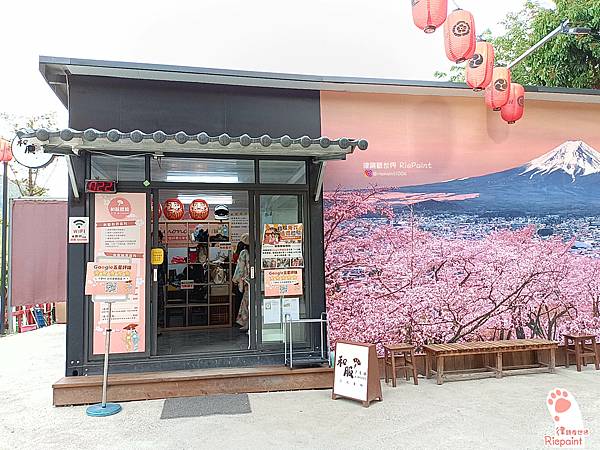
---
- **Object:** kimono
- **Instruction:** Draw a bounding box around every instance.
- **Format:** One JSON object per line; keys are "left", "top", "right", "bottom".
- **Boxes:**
{"left": 233, "top": 248, "right": 250, "bottom": 327}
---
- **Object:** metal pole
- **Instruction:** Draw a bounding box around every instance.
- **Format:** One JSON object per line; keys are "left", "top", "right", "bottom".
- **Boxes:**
{"left": 101, "top": 302, "right": 112, "bottom": 408}
{"left": 0, "top": 162, "right": 9, "bottom": 335}
{"left": 508, "top": 20, "right": 569, "bottom": 69}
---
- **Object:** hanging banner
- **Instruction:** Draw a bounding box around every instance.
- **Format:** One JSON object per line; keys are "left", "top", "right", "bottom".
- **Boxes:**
{"left": 261, "top": 223, "right": 304, "bottom": 269}
{"left": 264, "top": 269, "right": 303, "bottom": 297}
{"left": 93, "top": 193, "right": 146, "bottom": 354}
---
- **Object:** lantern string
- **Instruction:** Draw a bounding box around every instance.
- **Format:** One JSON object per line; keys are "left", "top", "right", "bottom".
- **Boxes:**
{"left": 451, "top": 0, "right": 461, "bottom": 9}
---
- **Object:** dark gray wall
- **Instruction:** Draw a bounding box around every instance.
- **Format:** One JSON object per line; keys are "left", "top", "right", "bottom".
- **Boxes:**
{"left": 66, "top": 75, "right": 326, "bottom": 375}
{"left": 68, "top": 75, "right": 321, "bottom": 137}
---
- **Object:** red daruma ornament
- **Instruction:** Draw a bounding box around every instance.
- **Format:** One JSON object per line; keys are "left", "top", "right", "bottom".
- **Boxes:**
{"left": 164, "top": 198, "right": 184, "bottom": 220}
{"left": 501, "top": 83, "right": 525, "bottom": 124}
{"left": 412, "top": 0, "right": 448, "bottom": 34}
{"left": 485, "top": 67, "right": 512, "bottom": 111}
{"left": 189, "top": 199, "right": 209, "bottom": 220}
{"left": 466, "top": 41, "right": 495, "bottom": 91}
{"left": 444, "top": 9, "right": 476, "bottom": 63}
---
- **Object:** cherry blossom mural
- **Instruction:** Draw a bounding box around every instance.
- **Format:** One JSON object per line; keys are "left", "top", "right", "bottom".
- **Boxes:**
{"left": 321, "top": 92, "right": 600, "bottom": 353}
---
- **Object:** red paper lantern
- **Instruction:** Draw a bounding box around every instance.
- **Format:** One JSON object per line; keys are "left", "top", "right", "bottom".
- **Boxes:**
{"left": 466, "top": 41, "right": 495, "bottom": 91}
{"left": 189, "top": 199, "right": 209, "bottom": 220}
{"left": 444, "top": 9, "right": 476, "bottom": 63}
{"left": 501, "top": 83, "right": 525, "bottom": 124}
{"left": 412, "top": 0, "right": 448, "bottom": 34}
{"left": 485, "top": 67, "right": 512, "bottom": 111}
{"left": 164, "top": 198, "right": 184, "bottom": 220}
{"left": 0, "top": 139, "right": 12, "bottom": 162}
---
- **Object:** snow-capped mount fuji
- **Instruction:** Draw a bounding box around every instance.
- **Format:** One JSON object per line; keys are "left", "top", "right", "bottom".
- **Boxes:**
{"left": 394, "top": 140, "right": 600, "bottom": 215}
{"left": 521, "top": 140, "right": 600, "bottom": 181}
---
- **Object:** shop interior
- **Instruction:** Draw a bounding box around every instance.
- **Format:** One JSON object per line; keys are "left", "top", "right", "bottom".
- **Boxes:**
{"left": 155, "top": 189, "right": 250, "bottom": 355}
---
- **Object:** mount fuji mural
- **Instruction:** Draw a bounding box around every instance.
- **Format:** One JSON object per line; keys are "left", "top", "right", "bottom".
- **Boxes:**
{"left": 394, "top": 141, "right": 600, "bottom": 216}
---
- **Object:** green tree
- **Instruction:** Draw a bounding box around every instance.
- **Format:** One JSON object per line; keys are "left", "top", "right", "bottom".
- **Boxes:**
{"left": 0, "top": 112, "right": 58, "bottom": 197}
{"left": 435, "top": 0, "right": 600, "bottom": 88}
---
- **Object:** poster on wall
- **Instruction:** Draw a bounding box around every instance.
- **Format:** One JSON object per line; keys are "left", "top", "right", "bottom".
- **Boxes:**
{"left": 264, "top": 269, "right": 303, "bottom": 297}
{"left": 93, "top": 193, "right": 146, "bottom": 354}
{"left": 261, "top": 223, "right": 304, "bottom": 269}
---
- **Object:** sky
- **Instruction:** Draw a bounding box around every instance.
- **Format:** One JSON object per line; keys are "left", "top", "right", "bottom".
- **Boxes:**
{"left": 0, "top": 0, "right": 556, "bottom": 196}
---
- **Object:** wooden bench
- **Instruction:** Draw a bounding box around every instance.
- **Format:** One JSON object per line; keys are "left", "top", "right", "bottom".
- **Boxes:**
{"left": 423, "top": 339, "right": 557, "bottom": 385}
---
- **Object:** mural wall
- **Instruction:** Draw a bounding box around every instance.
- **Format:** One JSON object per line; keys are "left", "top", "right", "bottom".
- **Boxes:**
{"left": 321, "top": 91, "right": 600, "bottom": 352}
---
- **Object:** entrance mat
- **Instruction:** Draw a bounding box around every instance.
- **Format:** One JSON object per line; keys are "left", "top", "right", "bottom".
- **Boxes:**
{"left": 160, "top": 394, "right": 252, "bottom": 419}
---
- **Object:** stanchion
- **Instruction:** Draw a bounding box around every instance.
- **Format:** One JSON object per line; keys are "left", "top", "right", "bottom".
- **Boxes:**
{"left": 86, "top": 301, "right": 122, "bottom": 417}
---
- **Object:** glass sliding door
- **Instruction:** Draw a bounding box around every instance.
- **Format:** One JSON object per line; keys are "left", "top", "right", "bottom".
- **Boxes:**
{"left": 255, "top": 193, "right": 309, "bottom": 348}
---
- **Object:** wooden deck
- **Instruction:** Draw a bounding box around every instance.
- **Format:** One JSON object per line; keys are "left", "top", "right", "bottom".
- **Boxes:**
{"left": 53, "top": 366, "right": 334, "bottom": 406}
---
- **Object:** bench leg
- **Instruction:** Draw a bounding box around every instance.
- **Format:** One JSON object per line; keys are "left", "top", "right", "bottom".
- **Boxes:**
{"left": 411, "top": 350, "right": 419, "bottom": 385}
{"left": 425, "top": 352, "right": 432, "bottom": 379}
{"left": 550, "top": 347, "right": 556, "bottom": 374}
{"left": 384, "top": 349, "right": 389, "bottom": 384}
{"left": 436, "top": 356, "right": 444, "bottom": 385}
{"left": 496, "top": 352, "right": 503, "bottom": 379}
{"left": 575, "top": 341, "right": 582, "bottom": 372}
{"left": 391, "top": 352, "right": 397, "bottom": 387}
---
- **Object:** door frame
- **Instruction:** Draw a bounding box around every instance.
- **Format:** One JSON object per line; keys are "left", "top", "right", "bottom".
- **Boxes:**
{"left": 251, "top": 190, "right": 312, "bottom": 352}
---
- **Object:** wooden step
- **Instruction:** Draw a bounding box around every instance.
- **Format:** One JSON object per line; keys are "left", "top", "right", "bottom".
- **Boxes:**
{"left": 53, "top": 365, "right": 333, "bottom": 406}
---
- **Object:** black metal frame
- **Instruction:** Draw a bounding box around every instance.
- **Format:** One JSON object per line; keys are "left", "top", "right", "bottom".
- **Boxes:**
{"left": 67, "top": 151, "right": 326, "bottom": 376}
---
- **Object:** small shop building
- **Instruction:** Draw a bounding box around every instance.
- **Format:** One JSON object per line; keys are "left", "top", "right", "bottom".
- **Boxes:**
{"left": 21, "top": 57, "right": 369, "bottom": 396}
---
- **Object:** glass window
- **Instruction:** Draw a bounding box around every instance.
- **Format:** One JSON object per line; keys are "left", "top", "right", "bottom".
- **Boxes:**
{"left": 90, "top": 155, "right": 146, "bottom": 181}
{"left": 259, "top": 161, "right": 306, "bottom": 184}
{"left": 152, "top": 158, "right": 255, "bottom": 183}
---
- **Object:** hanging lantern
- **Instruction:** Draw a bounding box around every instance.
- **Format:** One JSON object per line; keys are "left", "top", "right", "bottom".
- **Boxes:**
{"left": 0, "top": 139, "right": 12, "bottom": 162}
{"left": 163, "top": 198, "right": 184, "bottom": 220}
{"left": 189, "top": 199, "right": 209, "bottom": 220}
{"left": 412, "top": 0, "right": 448, "bottom": 34}
{"left": 444, "top": 9, "right": 476, "bottom": 63}
{"left": 485, "top": 67, "right": 512, "bottom": 111}
{"left": 501, "top": 83, "right": 525, "bottom": 124}
{"left": 465, "top": 41, "right": 495, "bottom": 91}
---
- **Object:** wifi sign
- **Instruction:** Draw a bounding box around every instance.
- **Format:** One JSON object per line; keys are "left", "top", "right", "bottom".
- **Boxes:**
{"left": 69, "top": 217, "right": 90, "bottom": 244}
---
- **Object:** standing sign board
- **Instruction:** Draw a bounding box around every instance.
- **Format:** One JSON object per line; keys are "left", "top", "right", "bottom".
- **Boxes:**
{"left": 68, "top": 217, "right": 89, "bottom": 243}
{"left": 332, "top": 341, "right": 383, "bottom": 407}
{"left": 85, "top": 260, "right": 135, "bottom": 301}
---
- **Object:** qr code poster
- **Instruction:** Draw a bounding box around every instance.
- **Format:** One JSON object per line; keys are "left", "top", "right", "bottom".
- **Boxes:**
{"left": 85, "top": 261, "right": 134, "bottom": 300}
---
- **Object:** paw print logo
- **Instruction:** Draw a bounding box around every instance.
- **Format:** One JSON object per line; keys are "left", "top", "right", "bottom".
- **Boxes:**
{"left": 494, "top": 78, "right": 508, "bottom": 92}
{"left": 364, "top": 169, "right": 374, "bottom": 178}
{"left": 469, "top": 53, "right": 484, "bottom": 68}
{"left": 452, "top": 21, "right": 471, "bottom": 37}
{"left": 517, "top": 95, "right": 525, "bottom": 107}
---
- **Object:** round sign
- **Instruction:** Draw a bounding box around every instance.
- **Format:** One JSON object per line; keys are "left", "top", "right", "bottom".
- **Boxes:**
{"left": 11, "top": 135, "right": 55, "bottom": 169}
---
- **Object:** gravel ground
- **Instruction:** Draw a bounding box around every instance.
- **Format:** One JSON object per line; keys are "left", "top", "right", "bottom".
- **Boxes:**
{"left": 1, "top": 325, "right": 599, "bottom": 450}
